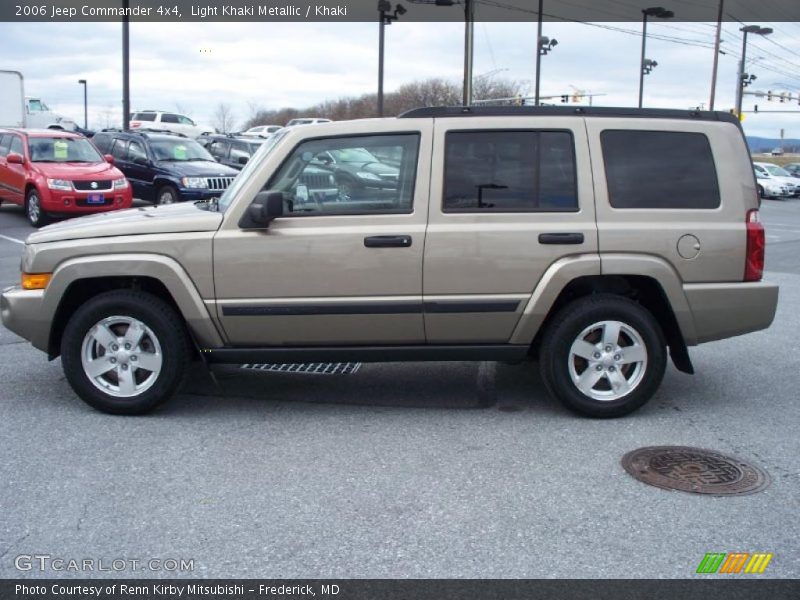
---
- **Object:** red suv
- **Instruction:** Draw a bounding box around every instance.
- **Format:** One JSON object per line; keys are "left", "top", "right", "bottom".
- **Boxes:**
{"left": 0, "top": 129, "right": 133, "bottom": 227}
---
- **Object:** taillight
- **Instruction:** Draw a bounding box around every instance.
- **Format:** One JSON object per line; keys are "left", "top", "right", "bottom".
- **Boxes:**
{"left": 130, "top": 122, "right": 141, "bottom": 128}
{"left": 744, "top": 209, "right": 765, "bottom": 282}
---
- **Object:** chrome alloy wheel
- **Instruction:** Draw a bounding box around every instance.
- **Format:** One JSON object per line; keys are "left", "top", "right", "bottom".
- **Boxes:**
{"left": 568, "top": 320, "right": 648, "bottom": 401}
{"left": 27, "top": 193, "right": 41, "bottom": 223}
{"left": 80, "top": 316, "right": 163, "bottom": 398}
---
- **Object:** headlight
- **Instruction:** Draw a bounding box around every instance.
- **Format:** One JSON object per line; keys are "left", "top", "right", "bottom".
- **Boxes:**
{"left": 181, "top": 177, "right": 208, "bottom": 189}
{"left": 356, "top": 171, "right": 381, "bottom": 181}
{"left": 46, "top": 178, "right": 72, "bottom": 191}
{"left": 113, "top": 178, "right": 129, "bottom": 189}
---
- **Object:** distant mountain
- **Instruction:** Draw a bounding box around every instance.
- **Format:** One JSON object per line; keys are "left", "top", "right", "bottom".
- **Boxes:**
{"left": 746, "top": 136, "right": 800, "bottom": 153}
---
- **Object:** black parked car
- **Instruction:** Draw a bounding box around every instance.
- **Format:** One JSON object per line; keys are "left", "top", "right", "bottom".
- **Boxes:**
{"left": 197, "top": 134, "right": 266, "bottom": 170}
{"left": 311, "top": 147, "right": 400, "bottom": 196}
{"left": 91, "top": 129, "right": 238, "bottom": 204}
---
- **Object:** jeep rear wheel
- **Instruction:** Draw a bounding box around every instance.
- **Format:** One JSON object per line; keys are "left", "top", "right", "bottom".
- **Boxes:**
{"left": 61, "top": 290, "right": 190, "bottom": 415}
{"left": 539, "top": 294, "right": 666, "bottom": 418}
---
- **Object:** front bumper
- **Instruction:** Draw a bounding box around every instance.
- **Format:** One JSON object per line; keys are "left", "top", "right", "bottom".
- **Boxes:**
{"left": 0, "top": 286, "right": 48, "bottom": 352}
{"left": 684, "top": 281, "right": 779, "bottom": 344}
{"left": 41, "top": 186, "right": 133, "bottom": 213}
{"left": 177, "top": 188, "right": 225, "bottom": 201}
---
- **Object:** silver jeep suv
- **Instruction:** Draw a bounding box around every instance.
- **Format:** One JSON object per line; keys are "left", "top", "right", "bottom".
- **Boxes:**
{"left": 0, "top": 106, "right": 779, "bottom": 417}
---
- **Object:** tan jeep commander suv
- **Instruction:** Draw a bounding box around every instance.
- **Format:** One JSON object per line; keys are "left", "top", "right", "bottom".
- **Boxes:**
{"left": 0, "top": 106, "right": 779, "bottom": 417}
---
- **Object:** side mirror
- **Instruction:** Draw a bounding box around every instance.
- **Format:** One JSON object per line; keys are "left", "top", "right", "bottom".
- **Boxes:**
{"left": 240, "top": 191, "right": 284, "bottom": 229}
{"left": 238, "top": 155, "right": 249, "bottom": 165}
{"left": 6, "top": 152, "right": 24, "bottom": 165}
{"left": 132, "top": 155, "right": 149, "bottom": 165}
{"left": 104, "top": 154, "right": 115, "bottom": 164}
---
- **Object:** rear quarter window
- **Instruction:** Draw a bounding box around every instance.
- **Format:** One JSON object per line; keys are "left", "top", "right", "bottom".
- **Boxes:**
{"left": 601, "top": 130, "right": 720, "bottom": 209}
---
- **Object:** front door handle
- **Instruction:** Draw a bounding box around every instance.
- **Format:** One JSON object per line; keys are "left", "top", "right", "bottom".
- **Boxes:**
{"left": 538, "top": 233, "right": 585, "bottom": 245}
{"left": 364, "top": 235, "right": 412, "bottom": 248}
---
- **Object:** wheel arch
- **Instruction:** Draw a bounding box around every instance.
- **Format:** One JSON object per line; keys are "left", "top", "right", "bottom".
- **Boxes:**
{"left": 512, "top": 255, "right": 696, "bottom": 374}
{"left": 43, "top": 254, "right": 223, "bottom": 359}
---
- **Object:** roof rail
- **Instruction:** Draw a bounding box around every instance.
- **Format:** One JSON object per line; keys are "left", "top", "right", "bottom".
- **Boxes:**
{"left": 135, "top": 128, "right": 187, "bottom": 137}
{"left": 397, "top": 105, "right": 740, "bottom": 125}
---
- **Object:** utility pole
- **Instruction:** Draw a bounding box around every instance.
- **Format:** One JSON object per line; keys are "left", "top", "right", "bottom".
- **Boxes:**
{"left": 736, "top": 25, "right": 772, "bottom": 117}
{"left": 639, "top": 7, "right": 673, "bottom": 109}
{"left": 378, "top": 3, "right": 386, "bottom": 117}
{"left": 709, "top": 0, "right": 724, "bottom": 110}
{"left": 463, "top": 0, "right": 474, "bottom": 106}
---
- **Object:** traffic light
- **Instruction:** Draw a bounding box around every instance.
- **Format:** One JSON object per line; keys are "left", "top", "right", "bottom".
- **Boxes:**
{"left": 767, "top": 90, "right": 773, "bottom": 101}
{"left": 560, "top": 95, "right": 569, "bottom": 103}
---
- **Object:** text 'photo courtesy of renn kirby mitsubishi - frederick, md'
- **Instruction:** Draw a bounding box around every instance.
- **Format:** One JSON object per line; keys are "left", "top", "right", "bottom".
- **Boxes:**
{"left": 0, "top": 1, "right": 799, "bottom": 598}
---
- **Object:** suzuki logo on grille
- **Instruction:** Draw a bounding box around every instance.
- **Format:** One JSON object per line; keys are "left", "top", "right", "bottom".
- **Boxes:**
{"left": 90, "top": 182, "right": 98, "bottom": 189}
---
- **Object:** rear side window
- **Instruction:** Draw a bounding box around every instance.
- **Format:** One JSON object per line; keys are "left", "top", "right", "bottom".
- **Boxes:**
{"left": 131, "top": 112, "right": 156, "bottom": 121}
{"left": 601, "top": 130, "right": 720, "bottom": 209}
{"left": 443, "top": 130, "right": 578, "bottom": 212}
{"left": 160, "top": 114, "right": 179, "bottom": 124}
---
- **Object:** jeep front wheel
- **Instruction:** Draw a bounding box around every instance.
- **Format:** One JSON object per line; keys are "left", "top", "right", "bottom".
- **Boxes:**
{"left": 539, "top": 294, "right": 667, "bottom": 418}
{"left": 60, "top": 290, "right": 190, "bottom": 415}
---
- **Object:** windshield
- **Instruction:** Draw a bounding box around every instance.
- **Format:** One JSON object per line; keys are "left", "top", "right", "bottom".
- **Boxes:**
{"left": 217, "top": 129, "right": 289, "bottom": 212}
{"left": 29, "top": 137, "right": 103, "bottom": 162}
{"left": 764, "top": 164, "right": 790, "bottom": 177}
{"left": 329, "top": 148, "right": 378, "bottom": 163}
{"left": 150, "top": 138, "right": 213, "bottom": 162}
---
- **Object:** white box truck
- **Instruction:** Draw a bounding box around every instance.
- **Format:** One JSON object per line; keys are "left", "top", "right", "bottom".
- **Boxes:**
{"left": 0, "top": 70, "right": 79, "bottom": 130}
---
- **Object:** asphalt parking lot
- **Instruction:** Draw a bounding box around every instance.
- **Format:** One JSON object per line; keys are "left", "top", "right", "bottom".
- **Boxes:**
{"left": 0, "top": 198, "right": 798, "bottom": 579}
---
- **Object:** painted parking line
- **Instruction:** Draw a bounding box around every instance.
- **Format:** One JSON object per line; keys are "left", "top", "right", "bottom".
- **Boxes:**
{"left": 0, "top": 234, "right": 24, "bottom": 245}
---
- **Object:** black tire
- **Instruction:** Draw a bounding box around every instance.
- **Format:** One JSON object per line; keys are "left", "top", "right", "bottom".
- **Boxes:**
{"left": 539, "top": 294, "right": 667, "bottom": 418}
{"left": 156, "top": 184, "right": 180, "bottom": 205}
{"left": 25, "top": 188, "right": 49, "bottom": 228}
{"left": 757, "top": 185, "right": 765, "bottom": 199}
{"left": 60, "top": 290, "right": 190, "bottom": 415}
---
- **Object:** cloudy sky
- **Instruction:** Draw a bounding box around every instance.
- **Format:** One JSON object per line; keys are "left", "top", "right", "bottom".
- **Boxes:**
{"left": 1, "top": 17, "right": 799, "bottom": 138}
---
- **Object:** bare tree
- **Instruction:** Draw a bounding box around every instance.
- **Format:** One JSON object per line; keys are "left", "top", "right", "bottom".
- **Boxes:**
{"left": 213, "top": 103, "right": 236, "bottom": 133}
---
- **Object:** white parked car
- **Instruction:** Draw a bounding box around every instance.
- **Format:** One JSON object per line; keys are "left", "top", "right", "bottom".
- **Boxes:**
{"left": 285, "top": 118, "right": 332, "bottom": 127}
{"left": 242, "top": 125, "right": 283, "bottom": 137}
{"left": 753, "top": 162, "right": 800, "bottom": 197}
{"left": 129, "top": 110, "right": 215, "bottom": 138}
{"left": 755, "top": 171, "right": 790, "bottom": 199}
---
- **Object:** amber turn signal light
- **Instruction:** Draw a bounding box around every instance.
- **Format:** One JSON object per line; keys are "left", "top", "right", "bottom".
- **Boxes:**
{"left": 21, "top": 272, "right": 52, "bottom": 290}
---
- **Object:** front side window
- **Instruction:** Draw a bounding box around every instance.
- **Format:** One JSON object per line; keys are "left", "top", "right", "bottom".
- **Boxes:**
{"left": 209, "top": 141, "right": 229, "bottom": 159}
{"left": 128, "top": 140, "right": 147, "bottom": 162}
{"left": 28, "top": 100, "right": 44, "bottom": 112}
{"left": 109, "top": 139, "right": 128, "bottom": 161}
{"left": 28, "top": 137, "right": 103, "bottom": 162}
{"left": 229, "top": 141, "right": 251, "bottom": 162}
{"left": 92, "top": 133, "right": 111, "bottom": 154}
{"left": 0, "top": 135, "right": 10, "bottom": 157}
{"left": 601, "top": 130, "right": 720, "bottom": 209}
{"left": 266, "top": 133, "right": 420, "bottom": 216}
{"left": 443, "top": 130, "right": 578, "bottom": 212}
{"left": 178, "top": 115, "right": 195, "bottom": 125}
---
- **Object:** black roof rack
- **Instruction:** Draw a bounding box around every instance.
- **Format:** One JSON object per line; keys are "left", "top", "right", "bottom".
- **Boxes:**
{"left": 398, "top": 105, "right": 740, "bottom": 125}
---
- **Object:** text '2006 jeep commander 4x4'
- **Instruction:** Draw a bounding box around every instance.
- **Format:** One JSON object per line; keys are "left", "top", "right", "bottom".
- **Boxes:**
{"left": 0, "top": 107, "right": 779, "bottom": 417}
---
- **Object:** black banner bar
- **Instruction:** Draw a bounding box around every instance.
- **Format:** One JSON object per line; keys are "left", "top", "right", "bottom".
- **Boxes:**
{"left": 2, "top": 580, "right": 800, "bottom": 600}
{"left": 2, "top": 0, "right": 800, "bottom": 22}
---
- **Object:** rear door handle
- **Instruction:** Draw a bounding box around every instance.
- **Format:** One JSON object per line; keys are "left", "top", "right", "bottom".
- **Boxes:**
{"left": 538, "top": 233, "right": 585, "bottom": 245}
{"left": 364, "top": 235, "right": 412, "bottom": 248}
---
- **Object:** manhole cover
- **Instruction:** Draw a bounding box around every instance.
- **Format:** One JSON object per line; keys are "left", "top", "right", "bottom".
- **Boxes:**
{"left": 240, "top": 362, "right": 361, "bottom": 375}
{"left": 621, "top": 446, "right": 770, "bottom": 496}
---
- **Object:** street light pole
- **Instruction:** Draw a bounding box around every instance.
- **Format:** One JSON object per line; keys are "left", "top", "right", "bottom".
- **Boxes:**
{"left": 78, "top": 79, "right": 87, "bottom": 129}
{"left": 736, "top": 25, "right": 772, "bottom": 117}
{"left": 535, "top": 0, "right": 543, "bottom": 106}
{"left": 377, "top": 1, "right": 406, "bottom": 117}
{"left": 122, "top": 0, "right": 130, "bottom": 131}
{"left": 639, "top": 6, "right": 673, "bottom": 108}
